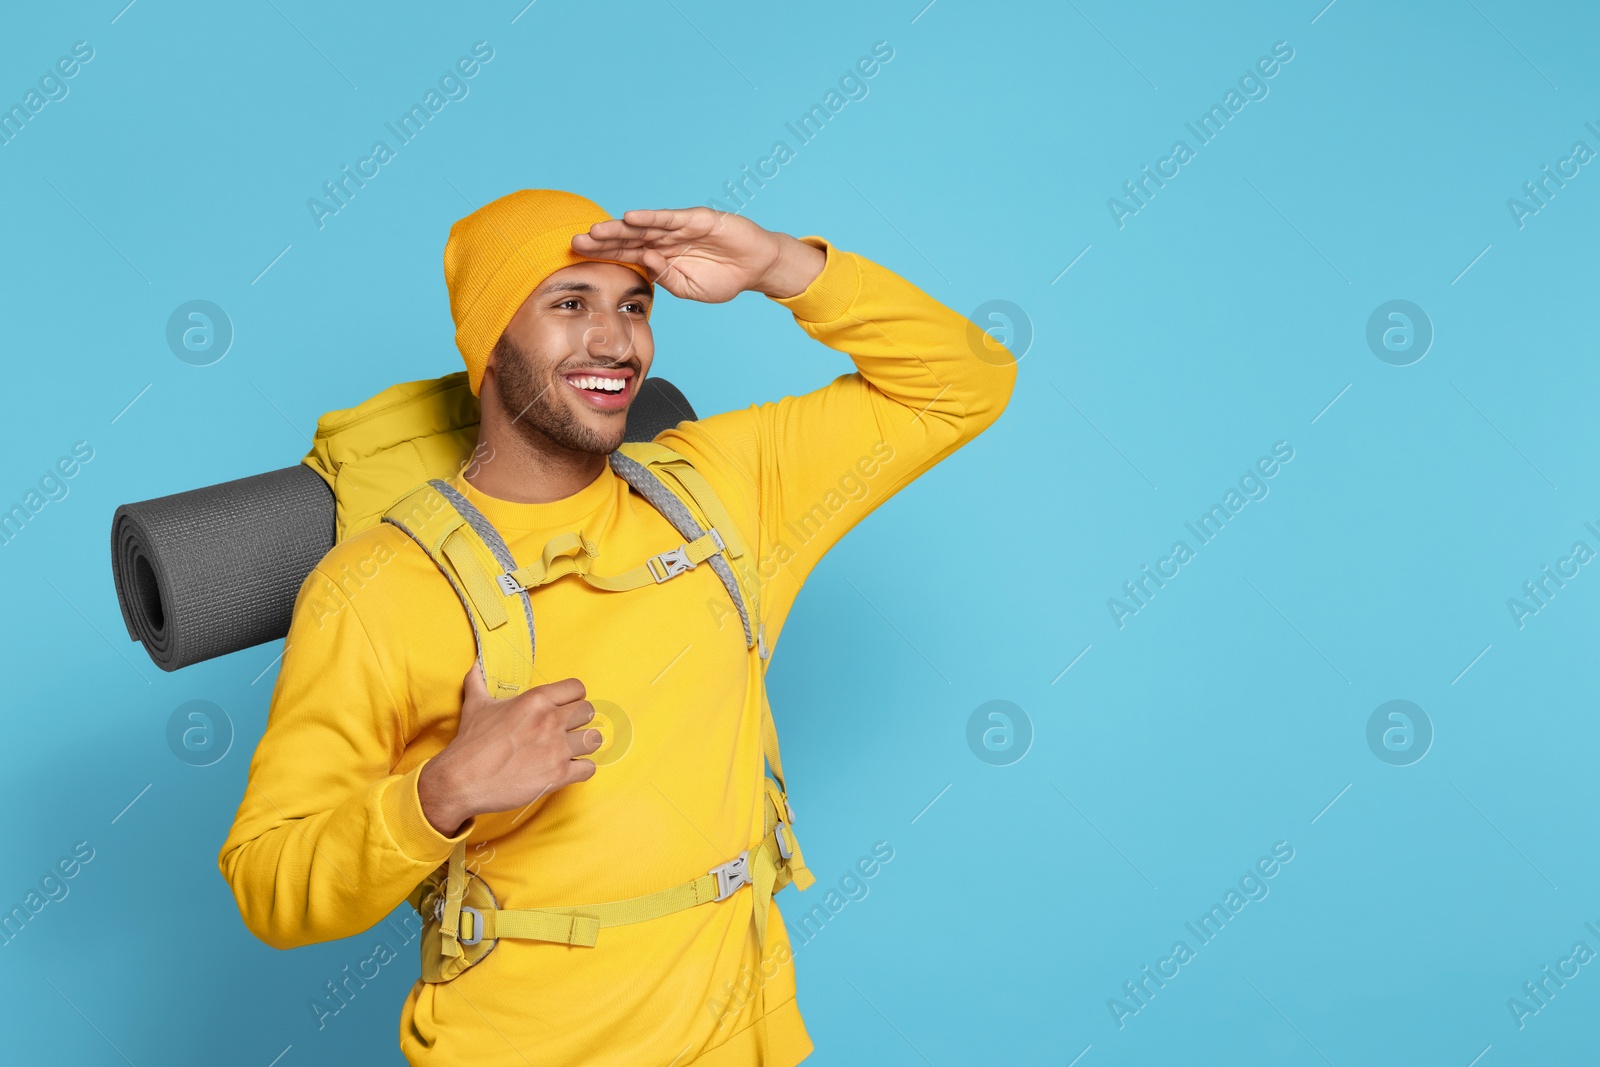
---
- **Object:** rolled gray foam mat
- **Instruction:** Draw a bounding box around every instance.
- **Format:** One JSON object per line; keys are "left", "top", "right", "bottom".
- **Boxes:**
{"left": 112, "top": 465, "right": 336, "bottom": 672}
{"left": 110, "top": 376, "right": 696, "bottom": 671}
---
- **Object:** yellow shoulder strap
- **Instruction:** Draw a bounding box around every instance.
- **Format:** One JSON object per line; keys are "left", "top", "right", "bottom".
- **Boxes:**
{"left": 615, "top": 443, "right": 747, "bottom": 558}
{"left": 614, "top": 442, "right": 765, "bottom": 658}
{"left": 382, "top": 480, "right": 535, "bottom": 698}
{"left": 611, "top": 448, "right": 801, "bottom": 837}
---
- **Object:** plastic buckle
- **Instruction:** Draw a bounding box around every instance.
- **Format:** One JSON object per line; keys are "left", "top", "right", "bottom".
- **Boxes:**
{"left": 711, "top": 850, "right": 751, "bottom": 902}
{"left": 458, "top": 906, "right": 484, "bottom": 947}
{"left": 496, "top": 573, "right": 523, "bottom": 595}
{"left": 649, "top": 546, "right": 695, "bottom": 583}
{"left": 774, "top": 823, "right": 794, "bottom": 862}
{"left": 707, "top": 527, "right": 726, "bottom": 552}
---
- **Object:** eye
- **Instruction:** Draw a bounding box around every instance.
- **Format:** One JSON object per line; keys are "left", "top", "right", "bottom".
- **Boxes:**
{"left": 622, "top": 301, "right": 648, "bottom": 314}
{"left": 555, "top": 298, "right": 582, "bottom": 310}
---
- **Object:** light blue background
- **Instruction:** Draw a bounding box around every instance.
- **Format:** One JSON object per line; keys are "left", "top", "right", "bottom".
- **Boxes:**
{"left": 2, "top": 1, "right": 1597, "bottom": 1064}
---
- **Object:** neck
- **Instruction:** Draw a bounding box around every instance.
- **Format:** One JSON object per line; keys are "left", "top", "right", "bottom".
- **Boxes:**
{"left": 466, "top": 373, "right": 608, "bottom": 504}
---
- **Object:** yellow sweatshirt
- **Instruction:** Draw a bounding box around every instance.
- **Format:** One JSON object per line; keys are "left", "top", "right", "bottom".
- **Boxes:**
{"left": 219, "top": 236, "right": 1016, "bottom": 1066}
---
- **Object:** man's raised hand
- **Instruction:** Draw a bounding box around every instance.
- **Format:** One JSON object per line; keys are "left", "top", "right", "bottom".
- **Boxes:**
{"left": 571, "top": 207, "right": 825, "bottom": 303}
{"left": 416, "top": 661, "right": 602, "bottom": 838}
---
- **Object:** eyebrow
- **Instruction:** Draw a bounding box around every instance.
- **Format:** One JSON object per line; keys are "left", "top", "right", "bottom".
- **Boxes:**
{"left": 542, "top": 281, "right": 653, "bottom": 300}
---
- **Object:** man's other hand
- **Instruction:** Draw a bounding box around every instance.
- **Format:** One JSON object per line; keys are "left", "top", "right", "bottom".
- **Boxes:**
{"left": 417, "top": 662, "right": 602, "bottom": 837}
{"left": 571, "top": 207, "right": 825, "bottom": 303}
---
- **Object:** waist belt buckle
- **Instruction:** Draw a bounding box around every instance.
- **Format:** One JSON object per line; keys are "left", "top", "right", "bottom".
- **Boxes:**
{"left": 774, "top": 823, "right": 794, "bottom": 862}
{"left": 711, "top": 850, "right": 751, "bottom": 902}
{"left": 458, "top": 906, "right": 484, "bottom": 947}
{"left": 649, "top": 545, "right": 695, "bottom": 583}
{"left": 433, "top": 898, "right": 485, "bottom": 947}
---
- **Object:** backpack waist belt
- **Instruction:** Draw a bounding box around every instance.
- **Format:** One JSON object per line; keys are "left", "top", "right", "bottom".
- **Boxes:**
{"left": 412, "top": 778, "right": 814, "bottom": 982}
{"left": 439, "top": 792, "right": 810, "bottom": 952}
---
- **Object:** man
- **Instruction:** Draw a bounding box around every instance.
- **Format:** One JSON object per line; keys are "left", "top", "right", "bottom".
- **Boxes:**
{"left": 219, "top": 189, "right": 1015, "bottom": 1066}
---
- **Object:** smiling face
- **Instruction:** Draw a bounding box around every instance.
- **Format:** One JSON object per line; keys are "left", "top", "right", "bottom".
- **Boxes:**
{"left": 486, "top": 261, "right": 655, "bottom": 457}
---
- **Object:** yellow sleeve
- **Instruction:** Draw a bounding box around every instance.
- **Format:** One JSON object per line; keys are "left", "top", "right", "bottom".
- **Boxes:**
{"left": 663, "top": 235, "right": 1017, "bottom": 631}
{"left": 216, "top": 539, "right": 472, "bottom": 950}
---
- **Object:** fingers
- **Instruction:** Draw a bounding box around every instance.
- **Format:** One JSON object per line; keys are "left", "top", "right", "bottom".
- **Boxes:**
{"left": 575, "top": 208, "right": 716, "bottom": 249}
{"left": 638, "top": 248, "right": 673, "bottom": 282}
{"left": 571, "top": 233, "right": 689, "bottom": 268}
{"left": 619, "top": 207, "right": 709, "bottom": 232}
{"left": 566, "top": 725, "right": 602, "bottom": 758}
{"left": 461, "top": 659, "right": 489, "bottom": 702}
{"left": 569, "top": 244, "right": 670, "bottom": 281}
{"left": 564, "top": 695, "right": 601, "bottom": 759}
{"left": 542, "top": 680, "right": 602, "bottom": 764}
{"left": 564, "top": 700, "right": 596, "bottom": 730}
{"left": 575, "top": 242, "right": 650, "bottom": 263}
{"left": 576, "top": 220, "right": 681, "bottom": 245}
{"left": 536, "top": 676, "right": 587, "bottom": 705}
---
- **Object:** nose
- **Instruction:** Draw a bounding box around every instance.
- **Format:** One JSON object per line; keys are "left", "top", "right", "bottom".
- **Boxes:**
{"left": 579, "top": 307, "right": 638, "bottom": 362}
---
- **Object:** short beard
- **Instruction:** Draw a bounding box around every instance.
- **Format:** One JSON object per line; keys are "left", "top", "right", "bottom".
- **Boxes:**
{"left": 491, "top": 334, "right": 626, "bottom": 456}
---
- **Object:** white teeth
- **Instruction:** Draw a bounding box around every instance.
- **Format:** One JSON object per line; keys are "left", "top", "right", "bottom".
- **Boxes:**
{"left": 570, "top": 375, "right": 625, "bottom": 393}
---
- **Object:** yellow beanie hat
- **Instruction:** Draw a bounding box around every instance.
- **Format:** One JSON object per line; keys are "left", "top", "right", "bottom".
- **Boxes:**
{"left": 444, "top": 189, "right": 653, "bottom": 396}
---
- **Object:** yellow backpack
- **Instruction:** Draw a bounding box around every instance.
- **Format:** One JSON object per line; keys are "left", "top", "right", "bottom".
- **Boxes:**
{"left": 299, "top": 370, "right": 814, "bottom": 986}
